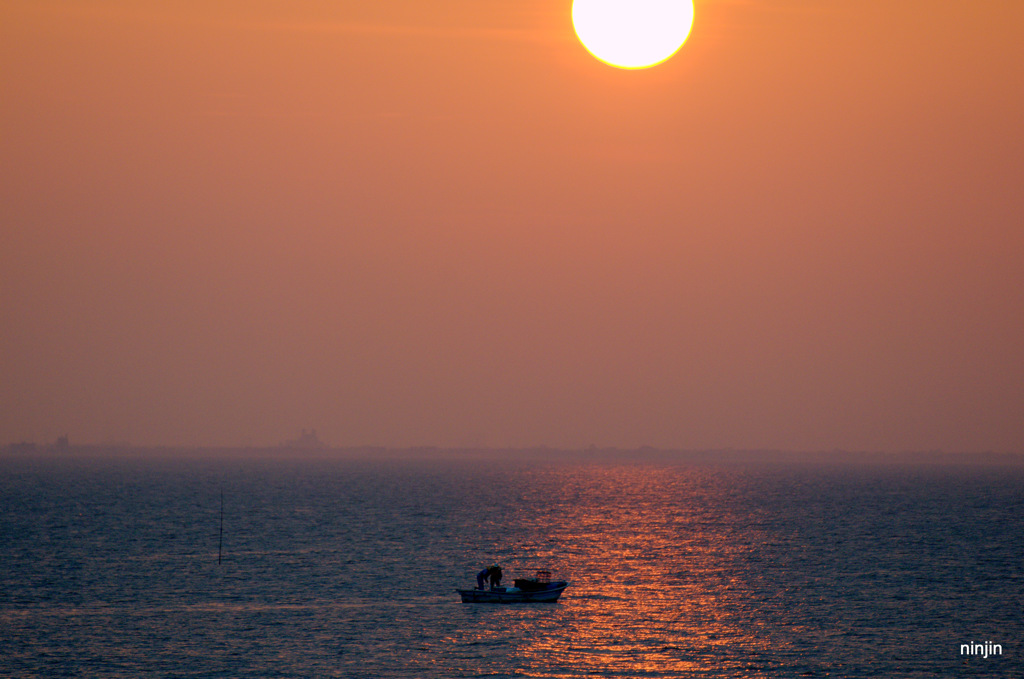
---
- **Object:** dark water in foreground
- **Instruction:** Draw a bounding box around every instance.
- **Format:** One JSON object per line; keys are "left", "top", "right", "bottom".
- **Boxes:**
{"left": 1, "top": 454, "right": 1021, "bottom": 678}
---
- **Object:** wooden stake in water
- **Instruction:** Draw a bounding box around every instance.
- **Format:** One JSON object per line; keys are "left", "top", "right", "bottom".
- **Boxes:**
{"left": 218, "top": 487, "right": 224, "bottom": 565}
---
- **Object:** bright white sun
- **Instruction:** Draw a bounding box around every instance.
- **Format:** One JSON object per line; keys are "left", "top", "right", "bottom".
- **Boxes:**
{"left": 572, "top": 0, "right": 694, "bottom": 69}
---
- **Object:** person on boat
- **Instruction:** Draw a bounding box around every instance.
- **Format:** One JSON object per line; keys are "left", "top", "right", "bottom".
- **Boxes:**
{"left": 475, "top": 564, "right": 503, "bottom": 590}
{"left": 476, "top": 566, "right": 491, "bottom": 590}
{"left": 488, "top": 564, "right": 503, "bottom": 590}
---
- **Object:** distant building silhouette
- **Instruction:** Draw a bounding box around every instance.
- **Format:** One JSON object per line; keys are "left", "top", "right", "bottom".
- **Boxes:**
{"left": 280, "top": 429, "right": 327, "bottom": 449}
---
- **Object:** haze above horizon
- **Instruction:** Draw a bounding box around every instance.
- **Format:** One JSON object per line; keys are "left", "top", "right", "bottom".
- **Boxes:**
{"left": 2, "top": 1, "right": 1022, "bottom": 453}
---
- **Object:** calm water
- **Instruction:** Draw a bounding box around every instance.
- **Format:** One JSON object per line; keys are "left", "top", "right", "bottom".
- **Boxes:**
{"left": 1, "top": 454, "right": 1021, "bottom": 677}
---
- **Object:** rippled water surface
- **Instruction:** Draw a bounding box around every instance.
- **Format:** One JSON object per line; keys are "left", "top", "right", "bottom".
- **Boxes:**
{"left": 2, "top": 454, "right": 1021, "bottom": 677}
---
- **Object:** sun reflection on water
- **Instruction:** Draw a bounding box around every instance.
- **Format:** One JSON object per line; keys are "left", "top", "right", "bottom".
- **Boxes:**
{"left": 477, "top": 465, "right": 796, "bottom": 677}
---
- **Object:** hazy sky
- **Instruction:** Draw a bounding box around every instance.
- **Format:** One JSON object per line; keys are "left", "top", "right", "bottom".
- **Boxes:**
{"left": 2, "top": 0, "right": 1022, "bottom": 451}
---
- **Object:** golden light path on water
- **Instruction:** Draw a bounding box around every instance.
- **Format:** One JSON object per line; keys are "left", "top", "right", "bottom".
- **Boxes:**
{"left": 532, "top": 495, "right": 761, "bottom": 673}
{"left": 447, "top": 465, "right": 794, "bottom": 677}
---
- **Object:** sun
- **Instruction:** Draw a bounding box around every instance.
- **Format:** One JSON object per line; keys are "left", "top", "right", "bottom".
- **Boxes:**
{"left": 572, "top": 0, "right": 694, "bottom": 70}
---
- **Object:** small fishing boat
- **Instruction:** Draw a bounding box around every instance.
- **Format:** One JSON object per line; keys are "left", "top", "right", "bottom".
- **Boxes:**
{"left": 457, "top": 570, "right": 569, "bottom": 603}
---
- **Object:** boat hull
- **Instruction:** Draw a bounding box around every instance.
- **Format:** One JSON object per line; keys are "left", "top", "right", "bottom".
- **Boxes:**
{"left": 457, "top": 582, "right": 569, "bottom": 603}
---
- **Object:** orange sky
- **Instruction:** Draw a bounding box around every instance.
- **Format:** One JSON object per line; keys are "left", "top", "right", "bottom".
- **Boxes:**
{"left": 2, "top": 0, "right": 1022, "bottom": 451}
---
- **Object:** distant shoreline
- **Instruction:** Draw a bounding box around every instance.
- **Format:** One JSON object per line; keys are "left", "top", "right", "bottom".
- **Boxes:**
{"left": 2, "top": 443, "right": 1022, "bottom": 467}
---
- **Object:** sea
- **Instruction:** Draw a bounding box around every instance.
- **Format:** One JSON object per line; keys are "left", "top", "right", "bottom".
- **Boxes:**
{"left": 1, "top": 450, "right": 1021, "bottom": 678}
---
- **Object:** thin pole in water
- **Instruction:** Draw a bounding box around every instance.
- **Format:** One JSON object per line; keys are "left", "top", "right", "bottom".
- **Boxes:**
{"left": 218, "top": 486, "right": 224, "bottom": 565}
